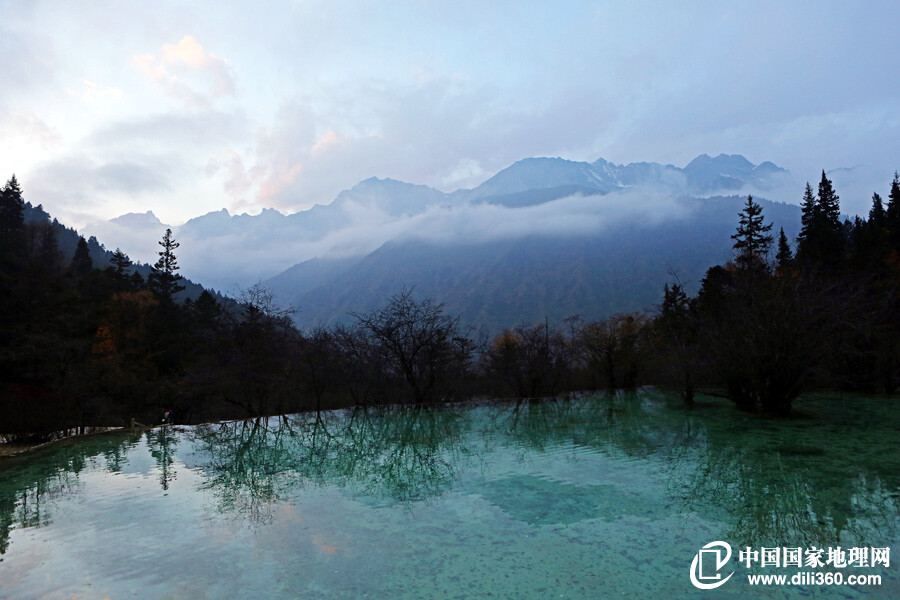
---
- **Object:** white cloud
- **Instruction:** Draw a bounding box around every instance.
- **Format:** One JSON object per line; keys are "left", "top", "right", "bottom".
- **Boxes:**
{"left": 145, "top": 186, "right": 695, "bottom": 291}
{"left": 440, "top": 158, "right": 486, "bottom": 190}
{"left": 0, "top": 110, "right": 61, "bottom": 149}
{"left": 131, "top": 35, "right": 235, "bottom": 109}
{"left": 65, "top": 79, "right": 123, "bottom": 103}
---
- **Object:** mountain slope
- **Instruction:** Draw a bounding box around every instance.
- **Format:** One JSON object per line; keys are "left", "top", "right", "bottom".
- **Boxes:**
{"left": 94, "top": 153, "right": 796, "bottom": 299}
{"left": 272, "top": 195, "right": 801, "bottom": 331}
{"left": 24, "top": 203, "right": 223, "bottom": 301}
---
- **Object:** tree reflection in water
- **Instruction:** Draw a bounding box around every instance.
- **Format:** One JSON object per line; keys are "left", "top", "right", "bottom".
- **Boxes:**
{"left": 0, "top": 431, "right": 143, "bottom": 554}
{"left": 487, "top": 392, "right": 899, "bottom": 548}
{"left": 146, "top": 426, "right": 179, "bottom": 491}
{"left": 189, "top": 405, "right": 470, "bottom": 523}
{"left": 0, "top": 393, "right": 897, "bottom": 556}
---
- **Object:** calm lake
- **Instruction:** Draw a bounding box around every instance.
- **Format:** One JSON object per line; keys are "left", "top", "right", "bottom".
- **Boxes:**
{"left": 0, "top": 392, "right": 898, "bottom": 599}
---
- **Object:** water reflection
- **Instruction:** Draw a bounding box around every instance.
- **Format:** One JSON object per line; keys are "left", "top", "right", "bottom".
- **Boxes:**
{"left": 0, "top": 431, "right": 143, "bottom": 554}
{"left": 681, "top": 416, "right": 900, "bottom": 548}
{"left": 486, "top": 393, "right": 900, "bottom": 548}
{"left": 189, "top": 406, "right": 470, "bottom": 522}
{"left": 1, "top": 393, "right": 898, "bottom": 559}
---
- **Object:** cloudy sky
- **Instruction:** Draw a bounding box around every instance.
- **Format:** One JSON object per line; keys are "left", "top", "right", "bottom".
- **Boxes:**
{"left": 2, "top": 0, "right": 898, "bottom": 228}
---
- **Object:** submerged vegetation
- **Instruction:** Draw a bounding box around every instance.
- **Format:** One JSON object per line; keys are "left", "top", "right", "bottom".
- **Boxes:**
{"left": 1, "top": 170, "right": 899, "bottom": 439}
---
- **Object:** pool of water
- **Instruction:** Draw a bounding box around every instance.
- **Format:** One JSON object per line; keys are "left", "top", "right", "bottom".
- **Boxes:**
{"left": 1, "top": 392, "right": 898, "bottom": 598}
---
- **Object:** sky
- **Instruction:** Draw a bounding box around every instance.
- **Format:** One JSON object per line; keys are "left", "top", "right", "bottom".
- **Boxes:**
{"left": 2, "top": 0, "right": 899, "bottom": 229}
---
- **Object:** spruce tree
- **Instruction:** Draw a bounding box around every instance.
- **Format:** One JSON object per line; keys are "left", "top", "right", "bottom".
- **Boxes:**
{"left": 796, "top": 182, "right": 819, "bottom": 266}
{"left": 110, "top": 248, "right": 133, "bottom": 277}
{"left": 149, "top": 228, "right": 185, "bottom": 301}
{"left": 71, "top": 236, "right": 93, "bottom": 275}
{"left": 887, "top": 172, "right": 900, "bottom": 250}
{"left": 870, "top": 192, "right": 886, "bottom": 227}
{"left": 775, "top": 227, "right": 793, "bottom": 273}
{"left": 797, "top": 173, "right": 844, "bottom": 267}
{"left": 661, "top": 283, "right": 690, "bottom": 322}
{"left": 38, "top": 223, "right": 62, "bottom": 271}
{"left": 798, "top": 182, "right": 817, "bottom": 247}
{"left": 818, "top": 171, "right": 842, "bottom": 230}
{"left": 861, "top": 192, "right": 889, "bottom": 269}
{"left": 731, "top": 195, "right": 773, "bottom": 270}
{"left": 0, "top": 175, "right": 25, "bottom": 235}
{"left": 817, "top": 171, "right": 844, "bottom": 265}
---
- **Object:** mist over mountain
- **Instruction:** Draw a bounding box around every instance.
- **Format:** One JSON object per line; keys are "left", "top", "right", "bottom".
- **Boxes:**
{"left": 84, "top": 153, "right": 795, "bottom": 292}
{"left": 268, "top": 195, "right": 801, "bottom": 331}
{"left": 78, "top": 153, "right": 807, "bottom": 328}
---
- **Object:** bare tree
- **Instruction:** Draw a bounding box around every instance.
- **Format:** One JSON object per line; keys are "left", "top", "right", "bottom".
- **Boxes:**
{"left": 580, "top": 313, "right": 650, "bottom": 391}
{"left": 221, "top": 283, "right": 298, "bottom": 416}
{"left": 486, "top": 321, "right": 570, "bottom": 398}
{"left": 352, "top": 289, "right": 472, "bottom": 404}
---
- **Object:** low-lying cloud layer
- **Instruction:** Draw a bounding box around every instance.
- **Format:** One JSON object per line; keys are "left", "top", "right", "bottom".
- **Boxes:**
{"left": 86, "top": 186, "right": 697, "bottom": 293}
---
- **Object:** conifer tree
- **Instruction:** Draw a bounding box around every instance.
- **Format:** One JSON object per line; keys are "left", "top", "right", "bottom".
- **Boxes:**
{"left": 870, "top": 192, "right": 886, "bottom": 227}
{"left": 817, "top": 171, "right": 844, "bottom": 266}
{"left": 110, "top": 248, "right": 133, "bottom": 277}
{"left": 887, "top": 171, "right": 900, "bottom": 250}
{"left": 797, "top": 173, "right": 844, "bottom": 267}
{"left": 71, "top": 236, "right": 93, "bottom": 275}
{"left": 817, "top": 171, "right": 842, "bottom": 230}
{"left": 775, "top": 227, "right": 793, "bottom": 273}
{"left": 660, "top": 283, "right": 690, "bottom": 322}
{"left": 38, "top": 223, "right": 62, "bottom": 271}
{"left": 731, "top": 195, "right": 773, "bottom": 270}
{"left": 798, "top": 182, "right": 817, "bottom": 249}
{"left": 149, "top": 228, "right": 185, "bottom": 301}
{"left": 0, "top": 175, "right": 24, "bottom": 235}
{"left": 858, "top": 193, "right": 889, "bottom": 269}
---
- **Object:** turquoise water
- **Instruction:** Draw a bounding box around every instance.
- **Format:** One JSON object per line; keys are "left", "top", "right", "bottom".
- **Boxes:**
{"left": 0, "top": 392, "right": 898, "bottom": 598}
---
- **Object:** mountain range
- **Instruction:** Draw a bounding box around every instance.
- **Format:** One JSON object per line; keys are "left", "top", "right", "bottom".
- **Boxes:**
{"left": 85, "top": 153, "right": 800, "bottom": 330}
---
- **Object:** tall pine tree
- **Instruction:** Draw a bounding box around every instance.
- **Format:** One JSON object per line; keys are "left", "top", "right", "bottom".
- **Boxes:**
{"left": 149, "top": 228, "right": 185, "bottom": 301}
{"left": 775, "top": 227, "right": 793, "bottom": 273}
{"left": 110, "top": 248, "right": 132, "bottom": 277}
{"left": 797, "top": 183, "right": 817, "bottom": 255}
{"left": 0, "top": 175, "right": 24, "bottom": 236}
{"left": 818, "top": 171, "right": 844, "bottom": 266}
{"left": 797, "top": 173, "right": 844, "bottom": 267}
{"left": 71, "top": 236, "right": 93, "bottom": 275}
{"left": 887, "top": 171, "right": 900, "bottom": 251}
{"left": 731, "top": 195, "right": 773, "bottom": 270}
{"left": 862, "top": 192, "right": 889, "bottom": 269}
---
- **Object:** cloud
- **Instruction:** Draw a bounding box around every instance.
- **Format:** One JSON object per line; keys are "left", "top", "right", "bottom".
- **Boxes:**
{"left": 6, "top": 0, "right": 900, "bottom": 235}
{"left": 26, "top": 153, "right": 175, "bottom": 227}
{"left": 243, "top": 76, "right": 615, "bottom": 213}
{"left": 440, "top": 158, "right": 486, "bottom": 190}
{"left": 205, "top": 150, "right": 253, "bottom": 202}
{"left": 90, "top": 110, "right": 249, "bottom": 148}
{"left": 32, "top": 154, "right": 169, "bottom": 194}
{"left": 131, "top": 35, "right": 235, "bottom": 109}
{"left": 0, "top": 17, "right": 56, "bottom": 103}
{"left": 65, "top": 79, "right": 123, "bottom": 103}
{"left": 0, "top": 110, "right": 61, "bottom": 148}
{"left": 162, "top": 186, "right": 694, "bottom": 291}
